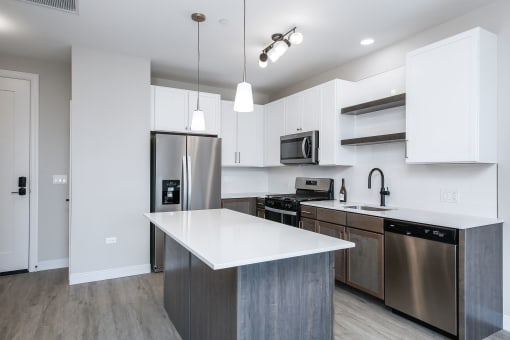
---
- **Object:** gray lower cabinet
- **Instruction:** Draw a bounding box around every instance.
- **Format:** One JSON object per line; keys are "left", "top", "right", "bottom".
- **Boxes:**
{"left": 345, "top": 227, "right": 384, "bottom": 299}
{"left": 300, "top": 217, "right": 317, "bottom": 232}
{"left": 300, "top": 206, "right": 384, "bottom": 299}
{"left": 317, "top": 221, "right": 346, "bottom": 283}
{"left": 222, "top": 197, "right": 256, "bottom": 216}
{"left": 256, "top": 197, "right": 265, "bottom": 218}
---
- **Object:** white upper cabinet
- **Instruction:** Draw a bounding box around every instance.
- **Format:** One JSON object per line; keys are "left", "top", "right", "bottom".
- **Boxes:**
{"left": 151, "top": 85, "right": 221, "bottom": 135}
{"left": 406, "top": 28, "right": 497, "bottom": 164}
{"left": 263, "top": 99, "right": 285, "bottom": 167}
{"left": 221, "top": 100, "right": 263, "bottom": 167}
{"left": 284, "top": 93, "right": 302, "bottom": 134}
{"left": 152, "top": 86, "right": 188, "bottom": 132}
{"left": 319, "top": 80, "right": 356, "bottom": 166}
{"left": 284, "top": 86, "right": 321, "bottom": 134}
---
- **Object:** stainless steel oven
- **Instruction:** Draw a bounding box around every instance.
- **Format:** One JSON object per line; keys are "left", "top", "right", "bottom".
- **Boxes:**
{"left": 280, "top": 130, "right": 319, "bottom": 165}
{"left": 264, "top": 206, "right": 298, "bottom": 227}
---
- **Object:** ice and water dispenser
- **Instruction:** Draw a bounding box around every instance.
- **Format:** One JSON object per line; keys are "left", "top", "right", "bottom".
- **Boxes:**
{"left": 162, "top": 180, "right": 180, "bottom": 205}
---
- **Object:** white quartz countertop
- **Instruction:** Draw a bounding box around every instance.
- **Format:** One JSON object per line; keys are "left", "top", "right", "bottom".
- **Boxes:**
{"left": 221, "top": 192, "right": 268, "bottom": 199}
{"left": 145, "top": 209, "right": 354, "bottom": 270}
{"left": 301, "top": 201, "right": 503, "bottom": 229}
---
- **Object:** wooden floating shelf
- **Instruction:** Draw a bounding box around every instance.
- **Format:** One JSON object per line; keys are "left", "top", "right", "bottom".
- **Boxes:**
{"left": 341, "top": 132, "right": 406, "bottom": 146}
{"left": 341, "top": 93, "right": 406, "bottom": 115}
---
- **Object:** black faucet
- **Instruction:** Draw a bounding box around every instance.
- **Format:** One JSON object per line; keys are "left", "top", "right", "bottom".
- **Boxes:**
{"left": 368, "top": 168, "right": 390, "bottom": 207}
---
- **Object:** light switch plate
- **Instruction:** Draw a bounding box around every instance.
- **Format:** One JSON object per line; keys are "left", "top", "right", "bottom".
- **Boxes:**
{"left": 53, "top": 175, "right": 67, "bottom": 184}
{"left": 105, "top": 237, "right": 117, "bottom": 244}
{"left": 440, "top": 189, "right": 459, "bottom": 203}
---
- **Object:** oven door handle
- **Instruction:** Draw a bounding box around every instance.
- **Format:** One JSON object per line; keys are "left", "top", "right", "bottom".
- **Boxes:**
{"left": 264, "top": 206, "right": 297, "bottom": 216}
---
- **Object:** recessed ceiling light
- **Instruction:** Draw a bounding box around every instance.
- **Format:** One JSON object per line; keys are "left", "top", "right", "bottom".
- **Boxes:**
{"left": 0, "top": 14, "right": 13, "bottom": 31}
{"left": 360, "top": 38, "right": 375, "bottom": 46}
{"left": 218, "top": 18, "right": 229, "bottom": 25}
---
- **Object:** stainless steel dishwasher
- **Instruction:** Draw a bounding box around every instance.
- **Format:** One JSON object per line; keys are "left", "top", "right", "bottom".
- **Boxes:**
{"left": 384, "top": 219, "right": 458, "bottom": 336}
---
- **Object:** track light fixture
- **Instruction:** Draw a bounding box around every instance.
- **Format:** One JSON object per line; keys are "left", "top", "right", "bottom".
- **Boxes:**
{"left": 259, "top": 27, "right": 302, "bottom": 67}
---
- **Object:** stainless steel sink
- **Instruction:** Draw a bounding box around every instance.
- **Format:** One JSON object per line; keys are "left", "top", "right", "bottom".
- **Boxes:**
{"left": 343, "top": 205, "right": 394, "bottom": 212}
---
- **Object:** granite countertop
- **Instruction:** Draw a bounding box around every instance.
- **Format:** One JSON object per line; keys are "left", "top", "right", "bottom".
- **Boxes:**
{"left": 145, "top": 209, "right": 354, "bottom": 270}
{"left": 301, "top": 200, "right": 503, "bottom": 230}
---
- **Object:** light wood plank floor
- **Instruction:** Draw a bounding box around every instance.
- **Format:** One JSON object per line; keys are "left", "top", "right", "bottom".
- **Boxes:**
{"left": 0, "top": 269, "right": 508, "bottom": 340}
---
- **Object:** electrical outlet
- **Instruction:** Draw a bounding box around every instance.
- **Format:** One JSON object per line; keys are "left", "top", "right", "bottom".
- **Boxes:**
{"left": 53, "top": 175, "right": 67, "bottom": 184}
{"left": 440, "top": 189, "right": 459, "bottom": 203}
{"left": 105, "top": 237, "right": 117, "bottom": 244}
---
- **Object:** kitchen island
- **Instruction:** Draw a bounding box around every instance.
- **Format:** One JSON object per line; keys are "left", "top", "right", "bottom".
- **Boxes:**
{"left": 145, "top": 209, "right": 354, "bottom": 340}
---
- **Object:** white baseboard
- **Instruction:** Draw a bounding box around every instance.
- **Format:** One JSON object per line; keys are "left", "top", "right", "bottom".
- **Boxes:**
{"left": 37, "top": 258, "right": 69, "bottom": 271}
{"left": 69, "top": 264, "right": 151, "bottom": 285}
{"left": 504, "top": 314, "right": 510, "bottom": 331}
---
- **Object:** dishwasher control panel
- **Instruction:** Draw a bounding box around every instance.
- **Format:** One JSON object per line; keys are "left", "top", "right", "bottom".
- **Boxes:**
{"left": 384, "top": 219, "right": 458, "bottom": 244}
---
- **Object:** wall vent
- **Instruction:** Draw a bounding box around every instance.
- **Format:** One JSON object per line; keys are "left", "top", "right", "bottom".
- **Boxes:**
{"left": 17, "top": 0, "right": 78, "bottom": 13}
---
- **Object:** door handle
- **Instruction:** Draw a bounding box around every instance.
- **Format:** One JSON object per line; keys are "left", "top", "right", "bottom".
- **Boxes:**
{"left": 187, "top": 156, "right": 192, "bottom": 210}
{"left": 11, "top": 188, "right": 26, "bottom": 195}
{"left": 182, "top": 156, "right": 187, "bottom": 210}
{"left": 301, "top": 138, "right": 308, "bottom": 158}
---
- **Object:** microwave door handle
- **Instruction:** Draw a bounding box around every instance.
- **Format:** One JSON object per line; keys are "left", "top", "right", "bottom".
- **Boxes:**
{"left": 302, "top": 138, "right": 308, "bottom": 158}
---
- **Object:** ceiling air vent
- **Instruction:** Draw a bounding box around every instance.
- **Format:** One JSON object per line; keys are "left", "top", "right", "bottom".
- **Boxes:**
{"left": 17, "top": 0, "right": 78, "bottom": 13}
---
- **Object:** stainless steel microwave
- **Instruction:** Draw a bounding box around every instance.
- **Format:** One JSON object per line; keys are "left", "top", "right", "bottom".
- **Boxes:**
{"left": 280, "top": 130, "right": 319, "bottom": 165}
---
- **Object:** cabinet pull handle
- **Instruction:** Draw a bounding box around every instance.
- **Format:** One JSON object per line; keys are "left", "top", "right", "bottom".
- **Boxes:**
{"left": 405, "top": 140, "right": 408, "bottom": 159}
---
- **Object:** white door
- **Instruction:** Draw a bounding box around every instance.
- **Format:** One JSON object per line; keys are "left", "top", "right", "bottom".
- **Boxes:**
{"left": 153, "top": 86, "right": 188, "bottom": 132}
{"left": 220, "top": 100, "right": 238, "bottom": 166}
{"left": 0, "top": 77, "right": 31, "bottom": 272}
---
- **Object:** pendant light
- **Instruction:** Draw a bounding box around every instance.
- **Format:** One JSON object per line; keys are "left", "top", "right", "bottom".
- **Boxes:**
{"left": 190, "top": 13, "right": 206, "bottom": 131}
{"left": 234, "top": 0, "right": 254, "bottom": 112}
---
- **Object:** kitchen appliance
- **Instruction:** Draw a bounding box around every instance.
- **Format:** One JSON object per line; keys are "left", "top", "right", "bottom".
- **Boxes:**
{"left": 384, "top": 219, "right": 458, "bottom": 336}
{"left": 280, "top": 130, "right": 319, "bottom": 165}
{"left": 265, "top": 177, "right": 333, "bottom": 227}
{"left": 150, "top": 132, "right": 221, "bottom": 272}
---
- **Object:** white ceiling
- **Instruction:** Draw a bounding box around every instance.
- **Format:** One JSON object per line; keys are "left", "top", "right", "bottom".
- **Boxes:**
{"left": 0, "top": 0, "right": 495, "bottom": 94}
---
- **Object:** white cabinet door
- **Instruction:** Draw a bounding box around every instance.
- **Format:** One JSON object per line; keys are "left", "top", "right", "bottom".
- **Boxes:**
{"left": 301, "top": 86, "right": 321, "bottom": 132}
{"left": 152, "top": 86, "right": 188, "bottom": 132}
{"left": 220, "top": 100, "right": 238, "bottom": 166}
{"left": 188, "top": 91, "right": 220, "bottom": 135}
{"left": 238, "top": 104, "right": 263, "bottom": 166}
{"left": 406, "top": 28, "right": 497, "bottom": 163}
{"left": 284, "top": 93, "right": 302, "bottom": 134}
{"left": 264, "top": 99, "right": 285, "bottom": 166}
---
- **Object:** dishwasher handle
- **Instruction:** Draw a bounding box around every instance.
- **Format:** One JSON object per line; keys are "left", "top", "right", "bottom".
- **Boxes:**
{"left": 384, "top": 219, "right": 458, "bottom": 245}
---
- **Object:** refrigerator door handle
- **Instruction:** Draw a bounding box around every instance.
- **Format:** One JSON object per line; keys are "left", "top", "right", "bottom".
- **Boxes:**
{"left": 187, "top": 156, "right": 192, "bottom": 210}
{"left": 182, "top": 156, "right": 187, "bottom": 210}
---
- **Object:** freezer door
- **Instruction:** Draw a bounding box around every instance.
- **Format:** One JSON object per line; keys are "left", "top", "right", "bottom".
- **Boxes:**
{"left": 152, "top": 133, "right": 187, "bottom": 212}
{"left": 151, "top": 133, "right": 187, "bottom": 272}
{"left": 187, "top": 135, "right": 221, "bottom": 210}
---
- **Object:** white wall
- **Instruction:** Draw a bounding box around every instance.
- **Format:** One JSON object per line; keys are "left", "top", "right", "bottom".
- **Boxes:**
{"left": 269, "top": 0, "right": 510, "bottom": 324}
{"left": 0, "top": 54, "right": 70, "bottom": 266}
{"left": 70, "top": 46, "right": 151, "bottom": 284}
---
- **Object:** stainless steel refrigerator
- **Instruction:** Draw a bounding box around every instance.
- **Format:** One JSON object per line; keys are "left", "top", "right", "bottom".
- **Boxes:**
{"left": 150, "top": 132, "right": 221, "bottom": 272}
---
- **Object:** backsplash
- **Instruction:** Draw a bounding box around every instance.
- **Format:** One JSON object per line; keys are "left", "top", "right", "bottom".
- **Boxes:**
{"left": 267, "top": 143, "right": 498, "bottom": 218}
{"left": 222, "top": 167, "right": 269, "bottom": 194}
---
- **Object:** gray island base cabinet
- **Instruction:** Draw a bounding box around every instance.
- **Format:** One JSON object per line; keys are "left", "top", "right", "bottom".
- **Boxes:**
{"left": 165, "top": 234, "right": 334, "bottom": 340}
{"left": 146, "top": 209, "right": 354, "bottom": 340}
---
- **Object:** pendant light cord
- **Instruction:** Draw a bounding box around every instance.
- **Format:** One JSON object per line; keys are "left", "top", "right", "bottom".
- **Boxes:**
{"left": 243, "top": 0, "right": 246, "bottom": 82}
{"left": 197, "top": 18, "right": 201, "bottom": 110}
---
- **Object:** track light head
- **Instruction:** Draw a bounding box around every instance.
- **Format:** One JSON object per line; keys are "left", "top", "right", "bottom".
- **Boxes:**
{"left": 259, "top": 27, "right": 302, "bottom": 68}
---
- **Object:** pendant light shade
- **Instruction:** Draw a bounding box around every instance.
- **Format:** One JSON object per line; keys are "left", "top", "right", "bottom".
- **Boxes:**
{"left": 234, "top": 82, "right": 254, "bottom": 112}
{"left": 191, "top": 12, "right": 206, "bottom": 131}
{"left": 234, "top": 0, "right": 254, "bottom": 112}
{"left": 190, "top": 109, "right": 205, "bottom": 131}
